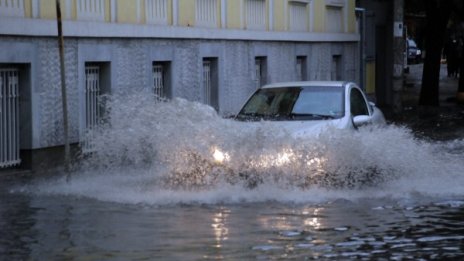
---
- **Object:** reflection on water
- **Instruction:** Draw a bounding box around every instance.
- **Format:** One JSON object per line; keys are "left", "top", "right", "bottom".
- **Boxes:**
{"left": 0, "top": 189, "right": 39, "bottom": 260}
{"left": 211, "top": 208, "right": 229, "bottom": 249}
{"left": 2, "top": 94, "right": 464, "bottom": 259}
{"left": 304, "top": 207, "right": 323, "bottom": 231}
{"left": 2, "top": 188, "right": 464, "bottom": 260}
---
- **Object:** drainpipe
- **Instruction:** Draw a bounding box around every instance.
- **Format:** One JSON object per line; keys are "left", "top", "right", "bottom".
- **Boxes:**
{"left": 392, "top": 0, "right": 405, "bottom": 113}
{"left": 355, "top": 8, "right": 366, "bottom": 91}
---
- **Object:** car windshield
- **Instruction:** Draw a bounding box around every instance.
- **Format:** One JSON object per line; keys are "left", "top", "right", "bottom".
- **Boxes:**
{"left": 236, "top": 86, "right": 345, "bottom": 121}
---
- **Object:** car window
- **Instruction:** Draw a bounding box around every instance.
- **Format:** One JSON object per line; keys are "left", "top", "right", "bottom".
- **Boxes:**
{"left": 237, "top": 86, "right": 344, "bottom": 121}
{"left": 292, "top": 90, "right": 344, "bottom": 117}
{"left": 239, "top": 88, "right": 300, "bottom": 116}
{"left": 350, "top": 88, "right": 369, "bottom": 116}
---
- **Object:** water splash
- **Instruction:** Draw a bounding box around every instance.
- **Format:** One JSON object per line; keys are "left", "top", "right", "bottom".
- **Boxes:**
{"left": 24, "top": 92, "right": 464, "bottom": 205}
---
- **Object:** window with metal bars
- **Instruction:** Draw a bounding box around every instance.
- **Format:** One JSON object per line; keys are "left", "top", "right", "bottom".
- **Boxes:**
{"left": 245, "top": 0, "right": 266, "bottom": 30}
{"left": 326, "top": 6, "right": 343, "bottom": 33}
{"left": 254, "top": 56, "right": 267, "bottom": 89}
{"left": 289, "top": 1, "right": 308, "bottom": 32}
{"left": 296, "top": 56, "right": 307, "bottom": 81}
{"left": 331, "top": 55, "right": 342, "bottom": 80}
{"left": 84, "top": 65, "right": 101, "bottom": 130}
{"left": 146, "top": 0, "right": 168, "bottom": 25}
{"left": 195, "top": 0, "right": 218, "bottom": 28}
{"left": 0, "top": 68, "right": 21, "bottom": 168}
{"left": 82, "top": 62, "right": 110, "bottom": 153}
{"left": 77, "top": 0, "right": 105, "bottom": 21}
{"left": 152, "top": 61, "right": 171, "bottom": 100}
{"left": 0, "top": 0, "right": 24, "bottom": 17}
{"left": 202, "top": 58, "right": 219, "bottom": 111}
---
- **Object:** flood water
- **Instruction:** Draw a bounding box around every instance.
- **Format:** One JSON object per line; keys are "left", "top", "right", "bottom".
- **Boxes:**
{"left": 2, "top": 93, "right": 464, "bottom": 260}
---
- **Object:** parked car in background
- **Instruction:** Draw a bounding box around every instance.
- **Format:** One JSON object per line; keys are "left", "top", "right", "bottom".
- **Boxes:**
{"left": 407, "top": 38, "right": 422, "bottom": 64}
{"left": 235, "top": 81, "right": 386, "bottom": 137}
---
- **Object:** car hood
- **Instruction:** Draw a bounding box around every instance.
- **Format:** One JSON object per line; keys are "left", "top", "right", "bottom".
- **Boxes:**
{"left": 237, "top": 118, "right": 351, "bottom": 138}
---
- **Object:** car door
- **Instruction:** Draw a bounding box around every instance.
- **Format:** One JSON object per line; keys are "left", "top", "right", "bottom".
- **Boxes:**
{"left": 348, "top": 86, "right": 376, "bottom": 128}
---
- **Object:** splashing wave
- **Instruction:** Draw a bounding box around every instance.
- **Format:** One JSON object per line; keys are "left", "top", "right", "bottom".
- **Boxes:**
{"left": 25, "top": 92, "right": 464, "bottom": 204}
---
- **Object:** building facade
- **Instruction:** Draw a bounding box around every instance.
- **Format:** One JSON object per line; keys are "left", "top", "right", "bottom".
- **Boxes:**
{"left": 0, "top": 0, "right": 360, "bottom": 169}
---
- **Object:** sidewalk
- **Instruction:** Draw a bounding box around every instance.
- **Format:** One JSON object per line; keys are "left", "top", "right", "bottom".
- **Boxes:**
{"left": 390, "top": 63, "right": 464, "bottom": 141}
{"left": 403, "top": 63, "right": 459, "bottom": 107}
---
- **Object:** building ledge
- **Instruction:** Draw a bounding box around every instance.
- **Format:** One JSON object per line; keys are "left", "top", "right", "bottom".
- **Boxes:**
{"left": 1, "top": 17, "right": 359, "bottom": 42}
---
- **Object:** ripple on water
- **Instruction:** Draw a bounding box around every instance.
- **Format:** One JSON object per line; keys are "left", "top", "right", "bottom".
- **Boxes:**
{"left": 279, "top": 230, "right": 303, "bottom": 237}
{"left": 417, "top": 236, "right": 464, "bottom": 242}
{"left": 252, "top": 245, "right": 284, "bottom": 251}
{"left": 335, "top": 241, "right": 365, "bottom": 247}
{"left": 295, "top": 243, "right": 314, "bottom": 249}
{"left": 434, "top": 200, "right": 464, "bottom": 208}
{"left": 334, "top": 226, "right": 349, "bottom": 231}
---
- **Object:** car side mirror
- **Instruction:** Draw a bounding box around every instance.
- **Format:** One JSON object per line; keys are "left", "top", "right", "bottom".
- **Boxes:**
{"left": 353, "top": 115, "right": 371, "bottom": 127}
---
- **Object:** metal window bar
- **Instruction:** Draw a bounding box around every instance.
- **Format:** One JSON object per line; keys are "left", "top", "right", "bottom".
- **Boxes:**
{"left": 296, "top": 57, "right": 306, "bottom": 81}
{"left": 195, "top": 0, "right": 217, "bottom": 27}
{"left": 0, "top": 68, "right": 21, "bottom": 168}
{"left": 254, "top": 59, "right": 262, "bottom": 89}
{"left": 296, "top": 58, "right": 303, "bottom": 81}
{"left": 289, "top": 2, "right": 308, "bottom": 32}
{"left": 153, "top": 64, "right": 164, "bottom": 100}
{"left": 0, "top": 0, "right": 24, "bottom": 17}
{"left": 146, "top": 0, "right": 168, "bottom": 25}
{"left": 326, "top": 6, "right": 343, "bottom": 33}
{"left": 331, "top": 56, "right": 342, "bottom": 80}
{"left": 77, "top": 0, "right": 105, "bottom": 21}
{"left": 246, "top": 0, "right": 265, "bottom": 30}
{"left": 82, "top": 66, "right": 101, "bottom": 153}
{"left": 203, "top": 60, "right": 212, "bottom": 105}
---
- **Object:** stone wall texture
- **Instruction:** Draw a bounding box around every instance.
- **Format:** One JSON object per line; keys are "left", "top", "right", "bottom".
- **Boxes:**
{"left": 0, "top": 36, "right": 358, "bottom": 149}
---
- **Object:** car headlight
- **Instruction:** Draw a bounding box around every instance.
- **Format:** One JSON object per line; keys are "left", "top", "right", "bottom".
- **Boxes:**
{"left": 213, "top": 148, "right": 230, "bottom": 163}
{"left": 273, "top": 151, "right": 294, "bottom": 167}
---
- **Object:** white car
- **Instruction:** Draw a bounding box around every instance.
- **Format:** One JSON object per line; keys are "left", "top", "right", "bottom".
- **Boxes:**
{"left": 170, "top": 81, "right": 386, "bottom": 189}
{"left": 234, "top": 81, "right": 386, "bottom": 136}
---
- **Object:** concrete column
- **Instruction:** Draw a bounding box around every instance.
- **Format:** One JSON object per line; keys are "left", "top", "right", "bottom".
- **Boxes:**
{"left": 392, "top": 0, "right": 404, "bottom": 113}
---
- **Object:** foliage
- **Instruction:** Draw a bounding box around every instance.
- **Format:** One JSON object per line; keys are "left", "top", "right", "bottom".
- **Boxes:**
{"left": 417, "top": 0, "right": 464, "bottom": 105}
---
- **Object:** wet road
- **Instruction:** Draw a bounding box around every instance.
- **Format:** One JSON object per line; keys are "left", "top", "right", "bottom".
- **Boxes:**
{"left": 2, "top": 184, "right": 464, "bottom": 260}
{"left": 1, "top": 79, "right": 464, "bottom": 260}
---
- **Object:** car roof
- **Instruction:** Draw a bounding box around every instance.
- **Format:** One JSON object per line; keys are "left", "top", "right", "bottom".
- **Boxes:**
{"left": 261, "top": 81, "right": 348, "bottom": 89}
